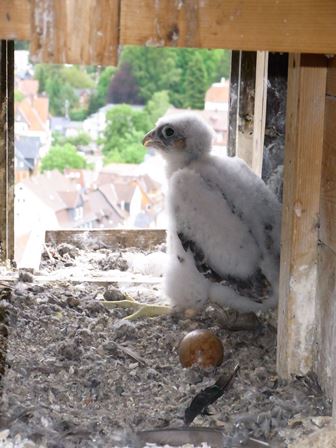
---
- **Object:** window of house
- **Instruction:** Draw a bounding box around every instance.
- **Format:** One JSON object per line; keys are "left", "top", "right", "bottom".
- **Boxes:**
{"left": 74, "top": 206, "right": 83, "bottom": 221}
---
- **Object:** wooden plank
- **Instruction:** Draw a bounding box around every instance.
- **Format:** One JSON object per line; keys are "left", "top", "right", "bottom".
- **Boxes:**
{"left": 227, "top": 51, "right": 239, "bottom": 157}
{"left": 45, "top": 229, "right": 166, "bottom": 250}
{"left": 252, "top": 51, "right": 269, "bottom": 177}
{"left": 315, "top": 243, "right": 336, "bottom": 399}
{"left": 316, "top": 58, "right": 336, "bottom": 401}
{"left": 236, "top": 51, "right": 256, "bottom": 168}
{"left": 277, "top": 54, "right": 327, "bottom": 377}
{"left": 320, "top": 96, "right": 336, "bottom": 252}
{"left": 2, "top": 1, "right": 336, "bottom": 56}
{"left": 0, "top": 274, "right": 162, "bottom": 286}
{"left": 0, "top": 41, "right": 15, "bottom": 264}
{"left": 326, "top": 57, "right": 336, "bottom": 97}
{"left": 120, "top": 0, "right": 336, "bottom": 54}
{"left": 0, "top": 0, "right": 31, "bottom": 41}
{"left": 30, "top": 0, "right": 120, "bottom": 66}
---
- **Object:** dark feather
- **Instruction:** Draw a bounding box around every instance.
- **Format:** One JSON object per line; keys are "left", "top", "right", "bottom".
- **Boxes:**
{"left": 184, "top": 364, "right": 240, "bottom": 425}
{"left": 177, "top": 232, "right": 271, "bottom": 303}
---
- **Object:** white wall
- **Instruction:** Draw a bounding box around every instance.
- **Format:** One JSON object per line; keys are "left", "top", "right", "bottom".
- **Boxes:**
{"left": 15, "top": 184, "right": 59, "bottom": 268}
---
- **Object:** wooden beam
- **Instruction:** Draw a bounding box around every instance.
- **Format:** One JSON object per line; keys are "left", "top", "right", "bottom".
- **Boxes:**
{"left": 0, "top": 0, "right": 31, "bottom": 41}
{"left": 277, "top": 54, "right": 327, "bottom": 377}
{"left": 251, "top": 51, "right": 269, "bottom": 176}
{"left": 120, "top": 0, "right": 336, "bottom": 54}
{"left": 30, "top": 0, "right": 120, "bottom": 66}
{"left": 45, "top": 229, "right": 166, "bottom": 250}
{"left": 1, "top": 1, "right": 336, "bottom": 61}
{"left": 0, "top": 41, "right": 14, "bottom": 264}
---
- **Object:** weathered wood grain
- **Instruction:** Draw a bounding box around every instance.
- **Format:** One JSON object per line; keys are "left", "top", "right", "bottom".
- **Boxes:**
{"left": 0, "top": 41, "right": 15, "bottom": 264}
{"left": 277, "top": 54, "right": 328, "bottom": 377}
{"left": 30, "top": 0, "right": 120, "bottom": 65}
{"left": 0, "top": 0, "right": 31, "bottom": 41}
{"left": 315, "top": 57, "right": 336, "bottom": 401}
{"left": 2, "top": 1, "right": 336, "bottom": 58}
{"left": 45, "top": 229, "right": 166, "bottom": 250}
{"left": 252, "top": 51, "right": 268, "bottom": 177}
{"left": 315, "top": 243, "right": 336, "bottom": 398}
{"left": 120, "top": 0, "right": 336, "bottom": 54}
{"left": 227, "top": 51, "right": 239, "bottom": 157}
{"left": 320, "top": 97, "right": 336, "bottom": 253}
{"left": 236, "top": 51, "right": 256, "bottom": 168}
{"left": 326, "top": 57, "right": 336, "bottom": 97}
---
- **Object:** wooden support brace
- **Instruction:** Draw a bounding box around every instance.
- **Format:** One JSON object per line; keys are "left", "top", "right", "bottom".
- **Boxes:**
{"left": 277, "top": 54, "right": 327, "bottom": 377}
{"left": 227, "top": 51, "right": 240, "bottom": 157}
{"left": 45, "top": 228, "right": 166, "bottom": 250}
{"left": 0, "top": 40, "right": 14, "bottom": 264}
{"left": 252, "top": 51, "right": 269, "bottom": 177}
{"left": 236, "top": 51, "right": 257, "bottom": 168}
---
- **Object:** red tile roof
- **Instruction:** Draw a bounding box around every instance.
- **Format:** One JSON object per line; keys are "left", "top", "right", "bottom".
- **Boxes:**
{"left": 205, "top": 81, "right": 229, "bottom": 103}
{"left": 17, "top": 79, "right": 39, "bottom": 97}
{"left": 16, "top": 96, "right": 49, "bottom": 132}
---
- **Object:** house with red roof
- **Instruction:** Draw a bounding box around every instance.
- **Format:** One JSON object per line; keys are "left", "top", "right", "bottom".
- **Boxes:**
{"left": 15, "top": 170, "right": 126, "bottom": 267}
{"left": 14, "top": 78, "right": 52, "bottom": 180}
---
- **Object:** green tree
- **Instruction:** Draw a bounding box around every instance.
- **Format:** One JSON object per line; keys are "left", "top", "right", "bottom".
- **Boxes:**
{"left": 121, "top": 46, "right": 181, "bottom": 103}
{"left": 61, "top": 66, "right": 94, "bottom": 89}
{"left": 69, "top": 108, "right": 89, "bottom": 121}
{"left": 34, "top": 64, "right": 50, "bottom": 94}
{"left": 52, "top": 132, "right": 91, "bottom": 147}
{"left": 104, "top": 142, "right": 146, "bottom": 165}
{"left": 88, "top": 66, "right": 116, "bottom": 114}
{"left": 144, "top": 90, "right": 170, "bottom": 125}
{"left": 183, "top": 53, "right": 208, "bottom": 109}
{"left": 35, "top": 64, "right": 78, "bottom": 116}
{"left": 118, "top": 46, "right": 230, "bottom": 109}
{"left": 46, "top": 75, "right": 78, "bottom": 116}
{"left": 40, "top": 143, "right": 88, "bottom": 173}
{"left": 101, "top": 104, "right": 150, "bottom": 164}
{"left": 14, "top": 90, "right": 25, "bottom": 103}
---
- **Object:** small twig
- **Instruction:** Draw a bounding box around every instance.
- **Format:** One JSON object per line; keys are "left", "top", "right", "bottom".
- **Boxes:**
{"left": 0, "top": 281, "right": 13, "bottom": 288}
{"left": 43, "top": 243, "right": 54, "bottom": 261}
{"left": 109, "top": 340, "right": 147, "bottom": 366}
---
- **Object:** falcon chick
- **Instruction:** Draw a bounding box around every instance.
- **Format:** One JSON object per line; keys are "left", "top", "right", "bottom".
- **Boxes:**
{"left": 143, "top": 113, "right": 281, "bottom": 314}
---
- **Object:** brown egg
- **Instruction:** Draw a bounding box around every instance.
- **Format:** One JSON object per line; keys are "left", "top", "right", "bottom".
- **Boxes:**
{"left": 178, "top": 329, "right": 224, "bottom": 368}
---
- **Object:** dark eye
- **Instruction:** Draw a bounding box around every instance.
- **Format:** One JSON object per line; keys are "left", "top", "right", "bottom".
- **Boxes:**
{"left": 162, "top": 126, "right": 175, "bottom": 138}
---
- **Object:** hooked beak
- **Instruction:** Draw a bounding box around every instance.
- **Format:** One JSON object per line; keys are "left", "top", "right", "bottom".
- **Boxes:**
{"left": 143, "top": 129, "right": 159, "bottom": 148}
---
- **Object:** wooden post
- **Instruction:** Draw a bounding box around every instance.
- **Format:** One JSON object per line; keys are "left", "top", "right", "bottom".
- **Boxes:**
{"left": 333, "top": 301, "right": 336, "bottom": 424}
{"left": 277, "top": 54, "right": 327, "bottom": 377}
{"left": 0, "top": 40, "right": 14, "bottom": 264}
{"left": 251, "top": 51, "right": 268, "bottom": 177}
{"left": 227, "top": 50, "right": 240, "bottom": 157}
{"left": 315, "top": 57, "right": 336, "bottom": 400}
{"left": 236, "top": 51, "right": 257, "bottom": 167}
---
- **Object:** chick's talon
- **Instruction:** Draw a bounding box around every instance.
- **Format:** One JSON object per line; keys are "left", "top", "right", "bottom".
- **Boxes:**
{"left": 101, "top": 297, "right": 171, "bottom": 320}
